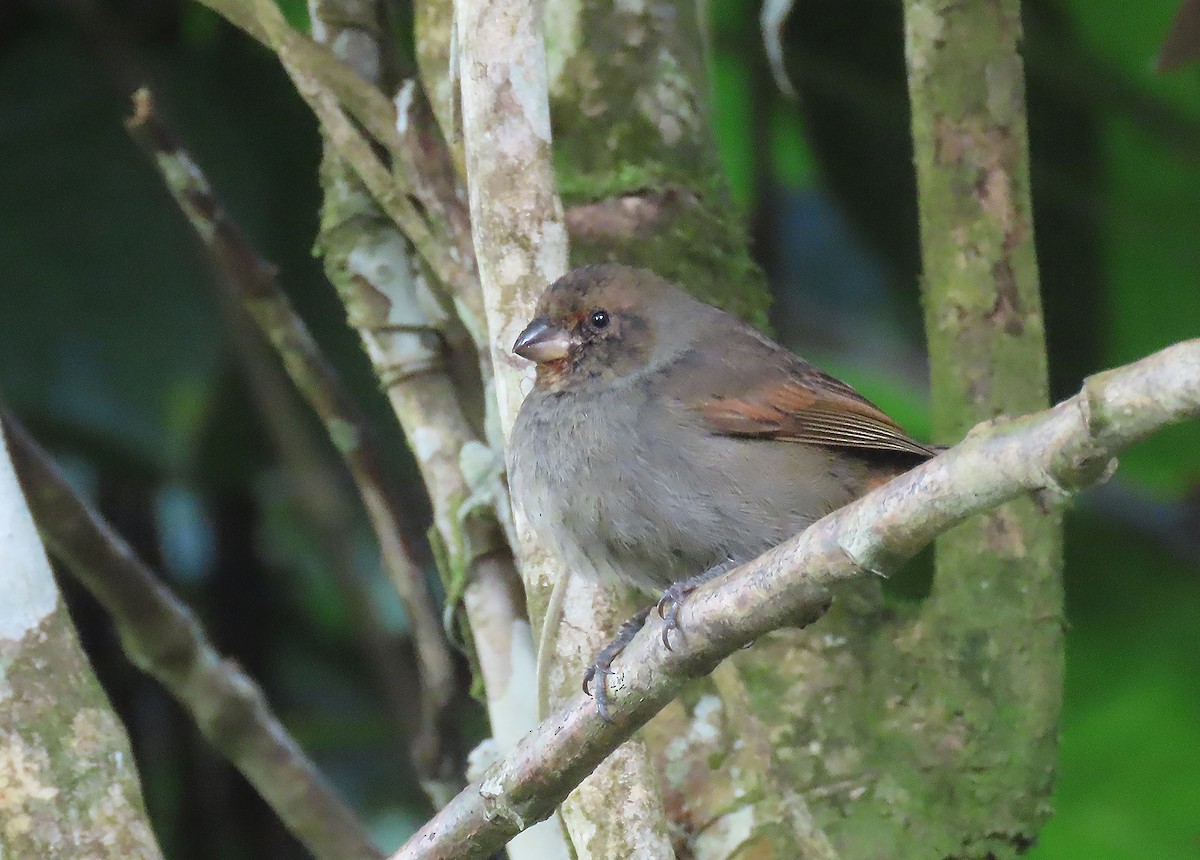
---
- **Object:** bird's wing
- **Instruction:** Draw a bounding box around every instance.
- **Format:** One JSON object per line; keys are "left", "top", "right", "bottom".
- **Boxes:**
{"left": 671, "top": 327, "right": 937, "bottom": 458}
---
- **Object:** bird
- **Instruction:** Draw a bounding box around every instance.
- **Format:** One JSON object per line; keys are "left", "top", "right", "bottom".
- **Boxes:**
{"left": 508, "top": 264, "right": 937, "bottom": 719}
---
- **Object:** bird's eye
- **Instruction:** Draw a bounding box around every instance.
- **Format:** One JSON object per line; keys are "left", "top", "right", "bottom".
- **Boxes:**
{"left": 589, "top": 310, "right": 610, "bottom": 330}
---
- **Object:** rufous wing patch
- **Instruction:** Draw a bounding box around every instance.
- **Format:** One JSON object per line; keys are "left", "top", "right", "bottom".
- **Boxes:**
{"left": 694, "top": 375, "right": 936, "bottom": 458}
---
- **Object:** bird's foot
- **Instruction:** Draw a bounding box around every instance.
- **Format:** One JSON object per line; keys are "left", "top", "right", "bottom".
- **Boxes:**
{"left": 655, "top": 559, "right": 739, "bottom": 650}
{"left": 582, "top": 606, "right": 652, "bottom": 723}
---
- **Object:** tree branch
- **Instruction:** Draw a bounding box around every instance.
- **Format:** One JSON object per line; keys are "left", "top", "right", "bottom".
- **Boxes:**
{"left": 123, "top": 88, "right": 458, "bottom": 801}
{"left": 0, "top": 423, "right": 163, "bottom": 860}
{"left": 904, "top": 1, "right": 1062, "bottom": 850}
{"left": 4, "top": 417, "right": 385, "bottom": 860}
{"left": 296, "top": 6, "right": 568, "bottom": 852}
{"left": 454, "top": 0, "right": 673, "bottom": 854}
{"left": 391, "top": 338, "right": 1200, "bottom": 860}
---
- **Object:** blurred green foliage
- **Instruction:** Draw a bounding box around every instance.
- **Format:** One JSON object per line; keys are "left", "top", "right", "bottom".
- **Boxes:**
{"left": 1, "top": 0, "right": 1197, "bottom": 856}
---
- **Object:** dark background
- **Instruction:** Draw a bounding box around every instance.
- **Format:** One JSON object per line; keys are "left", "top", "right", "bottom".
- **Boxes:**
{"left": 1, "top": 0, "right": 1198, "bottom": 857}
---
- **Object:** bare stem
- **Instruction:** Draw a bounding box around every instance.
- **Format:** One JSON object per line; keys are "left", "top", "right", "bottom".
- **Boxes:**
{"left": 454, "top": 0, "right": 673, "bottom": 853}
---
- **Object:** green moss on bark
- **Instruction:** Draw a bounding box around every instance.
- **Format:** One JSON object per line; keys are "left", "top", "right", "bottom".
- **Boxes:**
{"left": 899, "top": 0, "right": 1064, "bottom": 855}
{"left": 1, "top": 606, "right": 160, "bottom": 859}
{"left": 548, "top": 0, "right": 769, "bottom": 325}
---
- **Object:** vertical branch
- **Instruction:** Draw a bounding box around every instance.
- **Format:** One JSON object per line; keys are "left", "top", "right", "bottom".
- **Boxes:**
{"left": 454, "top": 0, "right": 565, "bottom": 627}
{"left": 455, "top": 0, "right": 674, "bottom": 855}
{"left": 903, "top": 0, "right": 1063, "bottom": 853}
{"left": 301, "top": 4, "right": 572, "bottom": 853}
{"left": 0, "top": 424, "right": 163, "bottom": 860}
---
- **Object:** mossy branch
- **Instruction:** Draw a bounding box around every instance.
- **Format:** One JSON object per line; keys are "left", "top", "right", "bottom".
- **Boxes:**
{"left": 904, "top": 0, "right": 1063, "bottom": 851}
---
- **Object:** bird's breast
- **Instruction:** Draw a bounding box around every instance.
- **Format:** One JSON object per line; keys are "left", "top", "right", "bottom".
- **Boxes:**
{"left": 510, "top": 385, "right": 862, "bottom": 594}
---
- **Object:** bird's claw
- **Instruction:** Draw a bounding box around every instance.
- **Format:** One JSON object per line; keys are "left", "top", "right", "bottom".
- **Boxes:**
{"left": 582, "top": 661, "right": 614, "bottom": 723}
{"left": 581, "top": 606, "right": 652, "bottom": 723}
{"left": 656, "top": 583, "right": 696, "bottom": 651}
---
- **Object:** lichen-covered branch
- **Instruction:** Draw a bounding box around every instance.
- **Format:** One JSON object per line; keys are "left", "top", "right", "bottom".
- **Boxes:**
{"left": 903, "top": 0, "right": 1063, "bottom": 853}
{"left": 392, "top": 338, "right": 1200, "bottom": 860}
{"left": 0, "top": 424, "right": 162, "bottom": 860}
{"left": 299, "top": 4, "right": 568, "bottom": 852}
{"left": 4, "top": 418, "right": 382, "bottom": 860}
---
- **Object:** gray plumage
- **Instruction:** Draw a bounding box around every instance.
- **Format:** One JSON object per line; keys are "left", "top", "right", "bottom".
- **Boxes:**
{"left": 509, "top": 265, "right": 933, "bottom": 596}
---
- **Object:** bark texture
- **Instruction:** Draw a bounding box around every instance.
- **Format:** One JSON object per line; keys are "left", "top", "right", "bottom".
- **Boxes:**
{"left": 547, "top": 0, "right": 769, "bottom": 323}
{"left": 904, "top": 0, "right": 1063, "bottom": 854}
{"left": 0, "top": 426, "right": 162, "bottom": 860}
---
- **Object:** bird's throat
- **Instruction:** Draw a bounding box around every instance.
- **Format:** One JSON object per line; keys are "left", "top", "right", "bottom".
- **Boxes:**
{"left": 535, "top": 358, "right": 574, "bottom": 392}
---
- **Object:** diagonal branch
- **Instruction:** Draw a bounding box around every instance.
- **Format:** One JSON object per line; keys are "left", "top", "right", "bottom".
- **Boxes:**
{"left": 4, "top": 417, "right": 385, "bottom": 860}
{"left": 123, "top": 88, "right": 458, "bottom": 802}
{"left": 391, "top": 338, "right": 1200, "bottom": 860}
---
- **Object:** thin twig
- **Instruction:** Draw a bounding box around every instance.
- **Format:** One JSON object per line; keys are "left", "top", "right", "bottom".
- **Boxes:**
{"left": 213, "top": 273, "right": 434, "bottom": 783}
{"left": 124, "top": 88, "right": 457, "bottom": 799}
{"left": 4, "top": 416, "right": 385, "bottom": 860}
{"left": 391, "top": 339, "right": 1200, "bottom": 860}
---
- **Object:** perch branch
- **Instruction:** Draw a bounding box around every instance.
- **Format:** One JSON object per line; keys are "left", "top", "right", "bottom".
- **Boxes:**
{"left": 3, "top": 417, "right": 385, "bottom": 860}
{"left": 392, "top": 339, "right": 1200, "bottom": 860}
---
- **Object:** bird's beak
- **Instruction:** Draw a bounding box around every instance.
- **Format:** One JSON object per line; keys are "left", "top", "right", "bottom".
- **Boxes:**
{"left": 513, "top": 317, "right": 575, "bottom": 363}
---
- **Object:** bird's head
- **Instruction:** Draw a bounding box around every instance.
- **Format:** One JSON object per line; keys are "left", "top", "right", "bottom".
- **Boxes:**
{"left": 514, "top": 265, "right": 697, "bottom": 391}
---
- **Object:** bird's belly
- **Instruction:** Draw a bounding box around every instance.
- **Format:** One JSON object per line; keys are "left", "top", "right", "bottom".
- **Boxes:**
{"left": 511, "top": 393, "right": 858, "bottom": 595}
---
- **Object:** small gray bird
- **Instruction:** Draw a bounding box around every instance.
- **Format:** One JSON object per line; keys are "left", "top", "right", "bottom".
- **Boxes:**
{"left": 509, "top": 264, "right": 935, "bottom": 717}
